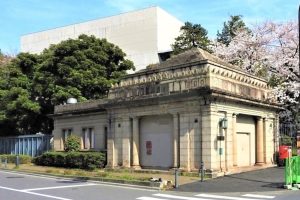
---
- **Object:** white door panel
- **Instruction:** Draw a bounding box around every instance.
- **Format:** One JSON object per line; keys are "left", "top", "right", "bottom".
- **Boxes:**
{"left": 140, "top": 115, "right": 173, "bottom": 168}
{"left": 236, "top": 115, "right": 255, "bottom": 166}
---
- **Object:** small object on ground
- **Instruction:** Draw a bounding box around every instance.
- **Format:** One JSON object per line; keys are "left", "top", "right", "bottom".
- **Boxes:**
{"left": 149, "top": 177, "right": 162, "bottom": 182}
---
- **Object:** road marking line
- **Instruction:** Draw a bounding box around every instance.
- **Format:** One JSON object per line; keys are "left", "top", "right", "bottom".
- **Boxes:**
{"left": 137, "top": 197, "right": 168, "bottom": 200}
{"left": 0, "top": 186, "right": 71, "bottom": 200}
{"left": 0, "top": 170, "right": 156, "bottom": 192}
{"left": 23, "top": 191, "right": 72, "bottom": 200}
{"left": 196, "top": 194, "right": 262, "bottom": 200}
{"left": 23, "top": 183, "right": 97, "bottom": 191}
{"left": 153, "top": 193, "right": 210, "bottom": 200}
{"left": 243, "top": 194, "right": 275, "bottom": 199}
{"left": 0, "top": 170, "right": 65, "bottom": 181}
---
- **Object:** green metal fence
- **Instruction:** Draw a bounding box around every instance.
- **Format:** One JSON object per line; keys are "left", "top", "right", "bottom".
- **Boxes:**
{"left": 285, "top": 156, "right": 300, "bottom": 185}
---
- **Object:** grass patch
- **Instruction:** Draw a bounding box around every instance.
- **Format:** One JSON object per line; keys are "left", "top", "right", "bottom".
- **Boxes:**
{"left": 1, "top": 163, "right": 204, "bottom": 185}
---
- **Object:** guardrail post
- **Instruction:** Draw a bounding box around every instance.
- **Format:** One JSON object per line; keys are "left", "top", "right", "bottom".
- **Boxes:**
{"left": 4, "top": 157, "right": 7, "bottom": 168}
{"left": 174, "top": 168, "right": 179, "bottom": 188}
{"left": 200, "top": 161, "right": 205, "bottom": 182}
{"left": 16, "top": 155, "right": 20, "bottom": 167}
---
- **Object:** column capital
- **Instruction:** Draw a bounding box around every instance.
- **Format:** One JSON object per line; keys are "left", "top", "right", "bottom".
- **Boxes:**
{"left": 172, "top": 112, "right": 180, "bottom": 117}
{"left": 131, "top": 115, "right": 140, "bottom": 120}
{"left": 256, "top": 116, "right": 263, "bottom": 120}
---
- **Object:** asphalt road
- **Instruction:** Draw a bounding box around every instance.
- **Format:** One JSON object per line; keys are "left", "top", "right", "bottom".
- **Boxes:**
{"left": 176, "top": 167, "right": 286, "bottom": 193}
{"left": 0, "top": 169, "right": 299, "bottom": 200}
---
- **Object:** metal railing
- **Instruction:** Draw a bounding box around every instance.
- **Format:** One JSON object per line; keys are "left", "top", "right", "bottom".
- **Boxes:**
{"left": 0, "top": 134, "right": 52, "bottom": 157}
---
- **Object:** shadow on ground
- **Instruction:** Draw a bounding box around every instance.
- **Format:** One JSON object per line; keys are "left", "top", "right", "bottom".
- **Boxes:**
{"left": 174, "top": 167, "right": 285, "bottom": 193}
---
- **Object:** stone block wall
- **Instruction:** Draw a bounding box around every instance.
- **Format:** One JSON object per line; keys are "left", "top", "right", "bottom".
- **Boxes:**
{"left": 53, "top": 112, "right": 107, "bottom": 151}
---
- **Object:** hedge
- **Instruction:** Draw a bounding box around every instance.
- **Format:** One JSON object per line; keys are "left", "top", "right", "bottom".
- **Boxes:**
{"left": 0, "top": 154, "right": 32, "bottom": 164}
{"left": 33, "top": 151, "right": 106, "bottom": 170}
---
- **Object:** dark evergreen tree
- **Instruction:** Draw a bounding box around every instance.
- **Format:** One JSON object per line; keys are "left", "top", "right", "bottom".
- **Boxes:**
{"left": 172, "top": 22, "right": 211, "bottom": 55}
{"left": 217, "top": 15, "right": 250, "bottom": 46}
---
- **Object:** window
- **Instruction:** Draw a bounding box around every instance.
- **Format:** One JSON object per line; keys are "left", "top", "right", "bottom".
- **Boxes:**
{"left": 62, "top": 128, "right": 72, "bottom": 144}
{"left": 82, "top": 128, "right": 95, "bottom": 149}
{"left": 104, "top": 126, "right": 108, "bottom": 150}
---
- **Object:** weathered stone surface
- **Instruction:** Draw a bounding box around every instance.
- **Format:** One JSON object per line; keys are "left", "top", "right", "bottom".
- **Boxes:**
{"left": 52, "top": 48, "right": 281, "bottom": 174}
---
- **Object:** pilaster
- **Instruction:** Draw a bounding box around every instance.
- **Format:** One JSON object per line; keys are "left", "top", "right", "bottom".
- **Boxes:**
{"left": 256, "top": 117, "right": 264, "bottom": 165}
{"left": 132, "top": 116, "right": 141, "bottom": 169}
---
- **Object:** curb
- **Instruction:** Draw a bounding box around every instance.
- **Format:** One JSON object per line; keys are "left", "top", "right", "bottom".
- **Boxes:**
{"left": 0, "top": 168, "right": 162, "bottom": 190}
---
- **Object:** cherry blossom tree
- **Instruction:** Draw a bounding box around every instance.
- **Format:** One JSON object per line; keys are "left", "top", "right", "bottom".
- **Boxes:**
{"left": 213, "top": 21, "right": 300, "bottom": 126}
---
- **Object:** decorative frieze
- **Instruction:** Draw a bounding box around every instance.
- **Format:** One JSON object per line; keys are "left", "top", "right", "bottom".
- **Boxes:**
{"left": 108, "top": 48, "right": 272, "bottom": 104}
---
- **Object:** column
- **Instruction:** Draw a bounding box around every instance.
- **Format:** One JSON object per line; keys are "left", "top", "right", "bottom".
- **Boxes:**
{"left": 122, "top": 118, "right": 131, "bottom": 168}
{"left": 256, "top": 117, "right": 264, "bottom": 165}
{"left": 106, "top": 118, "right": 116, "bottom": 168}
{"left": 263, "top": 118, "right": 267, "bottom": 163}
{"left": 132, "top": 116, "right": 141, "bottom": 169}
{"left": 232, "top": 113, "right": 237, "bottom": 166}
{"left": 173, "top": 113, "right": 179, "bottom": 168}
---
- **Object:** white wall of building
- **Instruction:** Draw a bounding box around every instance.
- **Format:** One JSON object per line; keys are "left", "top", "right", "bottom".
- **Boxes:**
{"left": 20, "top": 6, "right": 183, "bottom": 72}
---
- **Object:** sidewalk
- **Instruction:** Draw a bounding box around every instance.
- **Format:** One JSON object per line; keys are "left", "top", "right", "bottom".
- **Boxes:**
{"left": 1, "top": 163, "right": 285, "bottom": 193}
{"left": 174, "top": 167, "right": 285, "bottom": 193}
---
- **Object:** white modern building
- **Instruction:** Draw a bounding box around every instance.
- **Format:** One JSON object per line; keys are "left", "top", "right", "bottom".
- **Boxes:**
{"left": 20, "top": 6, "right": 183, "bottom": 71}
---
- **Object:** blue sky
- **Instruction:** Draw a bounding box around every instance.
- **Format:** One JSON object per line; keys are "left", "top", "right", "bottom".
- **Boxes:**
{"left": 0, "top": 0, "right": 298, "bottom": 54}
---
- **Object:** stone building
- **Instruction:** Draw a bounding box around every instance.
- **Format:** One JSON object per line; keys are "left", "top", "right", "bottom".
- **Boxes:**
{"left": 52, "top": 48, "right": 280, "bottom": 175}
{"left": 20, "top": 6, "right": 183, "bottom": 72}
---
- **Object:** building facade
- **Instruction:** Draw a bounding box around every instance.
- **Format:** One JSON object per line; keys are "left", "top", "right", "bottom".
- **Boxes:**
{"left": 52, "top": 49, "right": 280, "bottom": 175}
{"left": 21, "top": 6, "right": 183, "bottom": 72}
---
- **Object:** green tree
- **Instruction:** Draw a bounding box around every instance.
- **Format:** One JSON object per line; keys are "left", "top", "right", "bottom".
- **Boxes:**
{"left": 217, "top": 15, "right": 250, "bottom": 46}
{"left": 64, "top": 135, "right": 81, "bottom": 152}
{"left": 0, "top": 53, "right": 40, "bottom": 135}
{"left": 172, "top": 22, "right": 212, "bottom": 55}
{"left": 0, "top": 35, "right": 134, "bottom": 135}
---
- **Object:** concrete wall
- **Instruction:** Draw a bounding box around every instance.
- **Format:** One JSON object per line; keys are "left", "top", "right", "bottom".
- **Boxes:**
{"left": 52, "top": 96, "right": 278, "bottom": 173}
{"left": 21, "top": 6, "right": 183, "bottom": 72}
{"left": 53, "top": 112, "right": 107, "bottom": 151}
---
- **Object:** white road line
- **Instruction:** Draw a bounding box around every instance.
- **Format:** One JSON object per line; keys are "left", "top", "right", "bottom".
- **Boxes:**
{"left": 196, "top": 194, "right": 262, "bottom": 200}
{"left": 22, "top": 191, "right": 72, "bottom": 200}
{"left": 153, "top": 193, "right": 210, "bottom": 200}
{"left": 0, "top": 186, "right": 71, "bottom": 200}
{"left": 23, "top": 183, "right": 97, "bottom": 191}
{"left": 0, "top": 170, "right": 64, "bottom": 181}
{"left": 137, "top": 197, "right": 168, "bottom": 200}
{"left": 0, "top": 170, "right": 156, "bottom": 192}
{"left": 243, "top": 194, "right": 275, "bottom": 199}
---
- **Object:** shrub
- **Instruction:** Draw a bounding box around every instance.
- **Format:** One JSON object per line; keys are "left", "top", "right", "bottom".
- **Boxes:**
{"left": 33, "top": 151, "right": 106, "bottom": 170}
{"left": 0, "top": 154, "right": 32, "bottom": 164}
{"left": 33, "top": 152, "right": 66, "bottom": 167}
{"left": 64, "top": 135, "right": 81, "bottom": 152}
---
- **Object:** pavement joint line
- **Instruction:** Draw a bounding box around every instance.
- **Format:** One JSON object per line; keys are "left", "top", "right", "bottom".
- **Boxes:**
{"left": 22, "top": 183, "right": 98, "bottom": 191}
{"left": 0, "top": 169, "right": 158, "bottom": 192}
{"left": 81, "top": 180, "right": 159, "bottom": 191}
{"left": 195, "top": 193, "right": 266, "bottom": 200}
{"left": 0, "top": 185, "right": 72, "bottom": 200}
{"left": 242, "top": 194, "right": 275, "bottom": 199}
{"left": 137, "top": 197, "right": 168, "bottom": 200}
{"left": 153, "top": 193, "right": 211, "bottom": 200}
